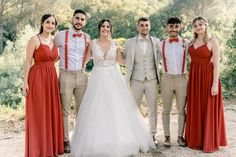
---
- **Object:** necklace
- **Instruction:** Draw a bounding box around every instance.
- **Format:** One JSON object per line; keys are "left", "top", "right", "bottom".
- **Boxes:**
{"left": 196, "top": 38, "right": 204, "bottom": 44}
{"left": 44, "top": 38, "right": 50, "bottom": 44}
{"left": 40, "top": 35, "right": 51, "bottom": 44}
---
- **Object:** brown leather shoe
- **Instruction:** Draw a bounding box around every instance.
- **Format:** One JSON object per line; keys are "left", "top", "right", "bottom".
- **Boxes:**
{"left": 177, "top": 136, "right": 186, "bottom": 147}
{"left": 164, "top": 136, "right": 171, "bottom": 147}
{"left": 64, "top": 141, "right": 71, "bottom": 153}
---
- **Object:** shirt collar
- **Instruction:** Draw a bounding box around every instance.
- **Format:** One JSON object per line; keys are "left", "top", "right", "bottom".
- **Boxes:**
{"left": 69, "top": 27, "right": 83, "bottom": 34}
{"left": 138, "top": 34, "right": 150, "bottom": 41}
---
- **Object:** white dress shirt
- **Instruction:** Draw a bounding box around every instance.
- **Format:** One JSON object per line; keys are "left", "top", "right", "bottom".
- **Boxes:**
{"left": 160, "top": 37, "right": 189, "bottom": 75}
{"left": 138, "top": 35, "right": 150, "bottom": 54}
{"left": 54, "top": 28, "right": 90, "bottom": 71}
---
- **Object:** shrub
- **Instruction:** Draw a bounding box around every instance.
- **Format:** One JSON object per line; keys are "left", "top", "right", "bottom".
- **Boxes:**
{"left": 0, "top": 25, "right": 36, "bottom": 108}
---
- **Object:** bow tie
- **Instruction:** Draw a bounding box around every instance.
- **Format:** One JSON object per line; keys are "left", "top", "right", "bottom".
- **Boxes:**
{"left": 140, "top": 38, "right": 148, "bottom": 42}
{"left": 169, "top": 38, "right": 179, "bottom": 43}
{"left": 73, "top": 33, "right": 82, "bottom": 38}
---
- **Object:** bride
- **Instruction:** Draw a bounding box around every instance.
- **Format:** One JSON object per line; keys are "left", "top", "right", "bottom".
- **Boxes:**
{"left": 71, "top": 19, "right": 154, "bottom": 157}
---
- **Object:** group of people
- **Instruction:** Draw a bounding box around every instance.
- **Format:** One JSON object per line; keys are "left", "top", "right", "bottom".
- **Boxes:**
{"left": 22, "top": 8, "right": 227, "bottom": 157}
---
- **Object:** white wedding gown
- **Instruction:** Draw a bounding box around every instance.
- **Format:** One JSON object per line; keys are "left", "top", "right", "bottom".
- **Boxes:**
{"left": 71, "top": 40, "right": 154, "bottom": 157}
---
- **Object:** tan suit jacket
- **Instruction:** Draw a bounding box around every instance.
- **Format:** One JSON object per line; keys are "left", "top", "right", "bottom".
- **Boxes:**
{"left": 123, "top": 35, "right": 162, "bottom": 84}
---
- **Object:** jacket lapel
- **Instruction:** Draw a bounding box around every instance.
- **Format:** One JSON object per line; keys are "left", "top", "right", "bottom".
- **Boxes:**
{"left": 150, "top": 36, "right": 157, "bottom": 59}
{"left": 131, "top": 36, "right": 138, "bottom": 66}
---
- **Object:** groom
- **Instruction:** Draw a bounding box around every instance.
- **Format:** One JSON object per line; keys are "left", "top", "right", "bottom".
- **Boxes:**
{"left": 54, "top": 9, "right": 90, "bottom": 153}
{"left": 124, "top": 17, "right": 161, "bottom": 144}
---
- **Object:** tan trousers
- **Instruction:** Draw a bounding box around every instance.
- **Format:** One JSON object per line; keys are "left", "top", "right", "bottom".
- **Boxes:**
{"left": 161, "top": 73, "right": 187, "bottom": 137}
{"left": 59, "top": 69, "right": 88, "bottom": 141}
{"left": 130, "top": 79, "right": 158, "bottom": 135}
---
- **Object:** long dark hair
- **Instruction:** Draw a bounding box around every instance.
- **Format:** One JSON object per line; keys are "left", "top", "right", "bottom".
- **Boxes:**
{"left": 39, "top": 14, "right": 57, "bottom": 34}
{"left": 98, "top": 19, "right": 112, "bottom": 36}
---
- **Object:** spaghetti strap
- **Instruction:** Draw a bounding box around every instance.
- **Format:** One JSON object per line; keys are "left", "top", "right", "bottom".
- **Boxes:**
{"left": 209, "top": 37, "right": 214, "bottom": 41}
{"left": 37, "top": 35, "right": 41, "bottom": 43}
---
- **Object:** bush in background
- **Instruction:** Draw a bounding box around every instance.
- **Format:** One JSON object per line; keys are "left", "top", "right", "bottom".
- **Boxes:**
{"left": 0, "top": 25, "right": 35, "bottom": 108}
{"left": 221, "top": 20, "right": 236, "bottom": 99}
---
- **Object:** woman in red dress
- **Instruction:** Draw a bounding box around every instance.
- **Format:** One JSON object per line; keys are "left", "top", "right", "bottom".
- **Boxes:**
{"left": 185, "top": 16, "right": 227, "bottom": 153}
{"left": 22, "top": 14, "right": 64, "bottom": 157}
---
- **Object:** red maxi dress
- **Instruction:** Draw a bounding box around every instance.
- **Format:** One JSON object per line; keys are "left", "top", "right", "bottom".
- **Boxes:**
{"left": 185, "top": 44, "right": 227, "bottom": 153}
{"left": 25, "top": 38, "right": 64, "bottom": 157}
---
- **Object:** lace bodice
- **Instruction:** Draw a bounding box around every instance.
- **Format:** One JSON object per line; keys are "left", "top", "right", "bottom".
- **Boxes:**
{"left": 92, "top": 40, "right": 117, "bottom": 67}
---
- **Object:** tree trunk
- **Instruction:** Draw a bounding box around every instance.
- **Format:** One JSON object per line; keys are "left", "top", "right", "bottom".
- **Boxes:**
{"left": 0, "top": 26, "right": 3, "bottom": 53}
{"left": 0, "top": 0, "right": 5, "bottom": 53}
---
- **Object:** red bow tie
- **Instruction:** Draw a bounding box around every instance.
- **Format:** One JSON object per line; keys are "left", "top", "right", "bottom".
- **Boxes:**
{"left": 169, "top": 38, "right": 179, "bottom": 43}
{"left": 73, "top": 33, "right": 82, "bottom": 38}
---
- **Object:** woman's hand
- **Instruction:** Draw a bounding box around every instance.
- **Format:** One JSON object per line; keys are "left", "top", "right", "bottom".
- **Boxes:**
{"left": 211, "top": 82, "right": 219, "bottom": 96}
{"left": 22, "top": 82, "right": 29, "bottom": 96}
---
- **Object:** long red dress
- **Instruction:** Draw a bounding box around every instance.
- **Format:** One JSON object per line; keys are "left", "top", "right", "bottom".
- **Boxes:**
{"left": 185, "top": 44, "right": 227, "bottom": 153}
{"left": 25, "top": 38, "right": 64, "bottom": 157}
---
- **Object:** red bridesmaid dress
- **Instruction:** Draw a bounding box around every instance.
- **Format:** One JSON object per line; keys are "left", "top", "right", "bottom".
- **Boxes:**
{"left": 25, "top": 36, "right": 64, "bottom": 157}
{"left": 185, "top": 44, "right": 227, "bottom": 153}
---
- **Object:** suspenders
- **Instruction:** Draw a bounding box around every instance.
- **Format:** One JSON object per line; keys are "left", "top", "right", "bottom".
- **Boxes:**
{"left": 181, "top": 39, "right": 186, "bottom": 74}
{"left": 64, "top": 30, "right": 87, "bottom": 70}
{"left": 162, "top": 38, "right": 186, "bottom": 74}
{"left": 64, "top": 31, "right": 69, "bottom": 70}
{"left": 82, "top": 34, "right": 87, "bottom": 69}
{"left": 162, "top": 39, "right": 168, "bottom": 73}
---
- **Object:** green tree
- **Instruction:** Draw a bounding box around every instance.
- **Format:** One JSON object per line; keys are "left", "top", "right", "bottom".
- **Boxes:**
{"left": 70, "top": 0, "right": 171, "bottom": 39}
{"left": 221, "top": 19, "right": 236, "bottom": 98}
{"left": 0, "top": 25, "right": 35, "bottom": 108}
{"left": 0, "top": 0, "right": 60, "bottom": 54}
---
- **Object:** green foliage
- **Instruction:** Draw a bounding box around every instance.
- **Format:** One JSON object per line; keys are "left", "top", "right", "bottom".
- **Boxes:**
{"left": 221, "top": 19, "right": 236, "bottom": 98}
{"left": 85, "top": 59, "right": 94, "bottom": 73}
{"left": 227, "top": 21, "right": 236, "bottom": 49}
{"left": 71, "top": 0, "right": 170, "bottom": 39}
{"left": 57, "top": 22, "right": 71, "bottom": 31}
{"left": 1, "top": 20, "right": 17, "bottom": 52}
{"left": 1, "top": 0, "right": 236, "bottom": 108}
{"left": 0, "top": 25, "right": 36, "bottom": 108}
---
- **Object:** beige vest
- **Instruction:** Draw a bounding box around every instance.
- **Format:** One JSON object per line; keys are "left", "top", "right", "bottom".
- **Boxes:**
{"left": 131, "top": 40, "right": 157, "bottom": 81}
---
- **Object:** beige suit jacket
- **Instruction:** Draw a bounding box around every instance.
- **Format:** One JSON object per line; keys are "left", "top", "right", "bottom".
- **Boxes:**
{"left": 123, "top": 35, "right": 162, "bottom": 84}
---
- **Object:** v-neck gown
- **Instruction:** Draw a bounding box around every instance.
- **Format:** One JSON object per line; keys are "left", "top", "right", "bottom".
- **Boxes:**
{"left": 185, "top": 44, "right": 227, "bottom": 153}
{"left": 71, "top": 41, "right": 154, "bottom": 157}
{"left": 25, "top": 42, "right": 64, "bottom": 157}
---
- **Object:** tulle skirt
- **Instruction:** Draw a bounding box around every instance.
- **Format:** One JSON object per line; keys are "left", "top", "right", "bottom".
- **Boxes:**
{"left": 71, "top": 65, "right": 154, "bottom": 157}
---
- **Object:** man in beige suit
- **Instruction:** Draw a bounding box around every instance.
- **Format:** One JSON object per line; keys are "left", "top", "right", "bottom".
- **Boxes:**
{"left": 124, "top": 17, "right": 161, "bottom": 145}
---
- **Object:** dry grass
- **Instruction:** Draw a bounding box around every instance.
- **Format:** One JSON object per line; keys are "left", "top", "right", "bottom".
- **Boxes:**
{"left": 0, "top": 95, "right": 164, "bottom": 134}
{"left": 1, "top": 96, "right": 232, "bottom": 135}
{"left": 0, "top": 105, "right": 25, "bottom": 134}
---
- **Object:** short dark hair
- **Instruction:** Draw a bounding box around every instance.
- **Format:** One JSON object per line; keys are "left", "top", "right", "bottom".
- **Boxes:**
{"left": 138, "top": 17, "right": 150, "bottom": 24}
{"left": 39, "top": 14, "right": 57, "bottom": 34}
{"left": 167, "top": 16, "right": 182, "bottom": 25}
{"left": 98, "top": 18, "right": 112, "bottom": 35}
{"left": 73, "top": 9, "right": 87, "bottom": 17}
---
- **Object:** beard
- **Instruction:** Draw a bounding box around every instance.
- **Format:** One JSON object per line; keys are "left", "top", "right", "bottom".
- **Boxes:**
{"left": 141, "top": 32, "right": 148, "bottom": 37}
{"left": 169, "top": 31, "right": 179, "bottom": 38}
{"left": 73, "top": 24, "right": 83, "bottom": 31}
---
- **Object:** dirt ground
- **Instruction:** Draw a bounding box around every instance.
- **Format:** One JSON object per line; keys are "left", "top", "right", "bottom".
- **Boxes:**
{"left": 0, "top": 99, "right": 235, "bottom": 157}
